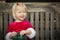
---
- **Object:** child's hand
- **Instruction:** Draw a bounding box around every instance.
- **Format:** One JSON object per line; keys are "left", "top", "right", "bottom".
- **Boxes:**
{"left": 20, "top": 30, "right": 26, "bottom": 36}
{"left": 11, "top": 31, "right": 17, "bottom": 36}
{"left": 25, "top": 30, "right": 32, "bottom": 35}
{"left": 9, "top": 31, "right": 17, "bottom": 39}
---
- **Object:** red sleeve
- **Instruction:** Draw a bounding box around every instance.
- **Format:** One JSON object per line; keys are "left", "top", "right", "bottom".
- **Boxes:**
{"left": 7, "top": 22, "right": 14, "bottom": 32}
{"left": 26, "top": 21, "right": 33, "bottom": 29}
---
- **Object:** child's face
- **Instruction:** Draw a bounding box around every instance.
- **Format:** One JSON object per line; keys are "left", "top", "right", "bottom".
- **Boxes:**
{"left": 15, "top": 6, "right": 27, "bottom": 21}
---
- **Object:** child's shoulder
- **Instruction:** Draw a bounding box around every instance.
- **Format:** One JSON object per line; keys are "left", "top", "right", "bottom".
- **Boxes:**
{"left": 23, "top": 20, "right": 31, "bottom": 25}
{"left": 24, "top": 20, "right": 30, "bottom": 23}
{"left": 9, "top": 21, "right": 15, "bottom": 25}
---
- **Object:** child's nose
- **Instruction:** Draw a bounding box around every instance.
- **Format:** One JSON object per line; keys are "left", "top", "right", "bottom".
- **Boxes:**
{"left": 21, "top": 13, "right": 24, "bottom": 15}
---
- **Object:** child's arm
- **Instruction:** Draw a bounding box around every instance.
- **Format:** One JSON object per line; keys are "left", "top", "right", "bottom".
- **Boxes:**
{"left": 5, "top": 31, "right": 17, "bottom": 40}
{"left": 19, "top": 28, "right": 36, "bottom": 38}
{"left": 25, "top": 21, "right": 36, "bottom": 38}
{"left": 26, "top": 28, "right": 36, "bottom": 38}
{"left": 5, "top": 32, "right": 12, "bottom": 40}
{"left": 5, "top": 22, "right": 17, "bottom": 40}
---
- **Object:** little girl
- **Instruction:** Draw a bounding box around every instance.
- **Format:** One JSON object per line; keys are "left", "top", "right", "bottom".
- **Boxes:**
{"left": 5, "top": 2, "right": 36, "bottom": 40}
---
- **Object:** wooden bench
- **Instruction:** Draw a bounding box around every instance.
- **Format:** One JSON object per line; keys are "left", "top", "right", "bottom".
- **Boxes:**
{"left": 0, "top": 7, "right": 58, "bottom": 40}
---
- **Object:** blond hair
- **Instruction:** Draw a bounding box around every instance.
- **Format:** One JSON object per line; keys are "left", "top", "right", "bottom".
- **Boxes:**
{"left": 12, "top": 2, "right": 27, "bottom": 20}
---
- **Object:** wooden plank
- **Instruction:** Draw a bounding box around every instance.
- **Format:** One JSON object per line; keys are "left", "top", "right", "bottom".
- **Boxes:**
{"left": 0, "top": 13, "right": 2, "bottom": 31}
{"left": 0, "top": 12, "right": 3, "bottom": 40}
{"left": 9, "top": 12, "right": 13, "bottom": 23}
{"left": 30, "top": 12, "right": 34, "bottom": 27}
{"left": 55, "top": 13, "right": 58, "bottom": 29}
{"left": 50, "top": 11, "right": 54, "bottom": 40}
{"left": 45, "top": 12, "right": 49, "bottom": 40}
{"left": 30, "top": 12, "right": 35, "bottom": 40}
{"left": 35, "top": 12, "right": 39, "bottom": 40}
{"left": 39, "top": 12, "right": 41, "bottom": 40}
{"left": 40, "top": 12, "right": 44, "bottom": 40}
{"left": 28, "top": 8, "right": 47, "bottom": 12}
{"left": 27, "top": 12, "right": 30, "bottom": 21}
{"left": 54, "top": 12, "right": 59, "bottom": 40}
{"left": 49, "top": 12, "right": 51, "bottom": 40}
{"left": 2, "top": 12, "right": 4, "bottom": 40}
{"left": 4, "top": 12, "right": 8, "bottom": 35}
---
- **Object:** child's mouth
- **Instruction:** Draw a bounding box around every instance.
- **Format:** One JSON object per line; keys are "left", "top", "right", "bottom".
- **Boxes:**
{"left": 19, "top": 16, "right": 24, "bottom": 18}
